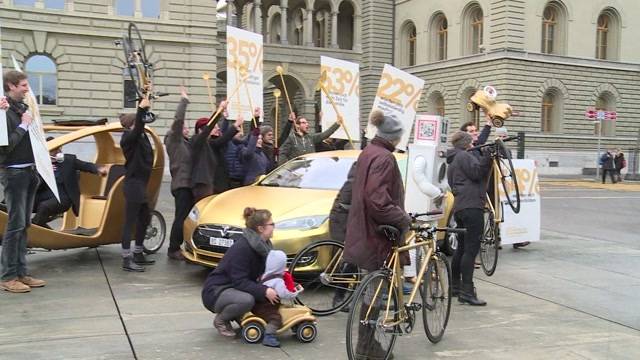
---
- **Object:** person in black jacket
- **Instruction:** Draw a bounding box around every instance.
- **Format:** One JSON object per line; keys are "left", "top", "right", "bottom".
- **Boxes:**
{"left": 119, "top": 96, "right": 156, "bottom": 272}
{"left": 32, "top": 138, "right": 107, "bottom": 228}
{"left": 190, "top": 101, "right": 242, "bottom": 202}
{"left": 201, "top": 207, "right": 279, "bottom": 337}
{"left": 0, "top": 70, "right": 45, "bottom": 293}
{"left": 446, "top": 131, "right": 492, "bottom": 306}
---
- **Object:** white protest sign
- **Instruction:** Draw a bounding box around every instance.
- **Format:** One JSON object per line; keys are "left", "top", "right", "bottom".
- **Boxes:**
{"left": 11, "top": 55, "right": 59, "bottom": 201}
{"left": 226, "top": 26, "right": 263, "bottom": 121}
{"left": 0, "top": 25, "right": 8, "bottom": 146}
{"left": 320, "top": 56, "right": 360, "bottom": 141}
{"left": 367, "top": 64, "right": 424, "bottom": 149}
{"left": 500, "top": 159, "right": 540, "bottom": 245}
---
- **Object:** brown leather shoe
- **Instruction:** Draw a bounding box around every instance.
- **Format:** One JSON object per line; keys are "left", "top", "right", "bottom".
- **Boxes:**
{"left": 1, "top": 279, "right": 31, "bottom": 293}
{"left": 167, "top": 250, "right": 185, "bottom": 261}
{"left": 18, "top": 276, "right": 46, "bottom": 288}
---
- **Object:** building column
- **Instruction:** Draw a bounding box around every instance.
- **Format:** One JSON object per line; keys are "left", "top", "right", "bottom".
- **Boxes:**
{"left": 304, "top": 6, "right": 314, "bottom": 46}
{"left": 254, "top": 0, "right": 263, "bottom": 34}
{"left": 280, "top": 0, "right": 289, "bottom": 45}
{"left": 34, "top": 0, "right": 44, "bottom": 9}
{"left": 227, "top": 0, "right": 235, "bottom": 26}
{"left": 330, "top": 11, "right": 339, "bottom": 48}
{"left": 353, "top": 14, "right": 362, "bottom": 51}
{"left": 134, "top": 0, "right": 143, "bottom": 18}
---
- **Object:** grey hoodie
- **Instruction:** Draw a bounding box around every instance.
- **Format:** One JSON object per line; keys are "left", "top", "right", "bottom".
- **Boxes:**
{"left": 446, "top": 147, "right": 492, "bottom": 213}
{"left": 261, "top": 250, "right": 301, "bottom": 300}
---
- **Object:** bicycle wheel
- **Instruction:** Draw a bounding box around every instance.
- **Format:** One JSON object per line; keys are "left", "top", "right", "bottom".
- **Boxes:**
{"left": 128, "top": 23, "right": 148, "bottom": 64}
{"left": 422, "top": 252, "right": 451, "bottom": 343}
{"left": 289, "top": 240, "right": 360, "bottom": 316}
{"left": 346, "top": 270, "right": 398, "bottom": 360}
{"left": 143, "top": 210, "right": 166, "bottom": 254}
{"left": 495, "top": 140, "right": 521, "bottom": 214}
{"left": 480, "top": 210, "right": 499, "bottom": 276}
{"left": 440, "top": 211, "right": 459, "bottom": 256}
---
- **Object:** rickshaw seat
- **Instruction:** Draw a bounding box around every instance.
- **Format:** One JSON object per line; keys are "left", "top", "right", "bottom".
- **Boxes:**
{"left": 91, "top": 165, "right": 125, "bottom": 200}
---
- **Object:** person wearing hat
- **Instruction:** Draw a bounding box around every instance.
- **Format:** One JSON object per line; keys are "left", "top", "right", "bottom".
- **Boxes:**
{"left": 260, "top": 112, "right": 295, "bottom": 171}
{"left": 190, "top": 101, "right": 242, "bottom": 202}
{"left": 343, "top": 109, "right": 411, "bottom": 359}
{"left": 446, "top": 130, "right": 492, "bottom": 306}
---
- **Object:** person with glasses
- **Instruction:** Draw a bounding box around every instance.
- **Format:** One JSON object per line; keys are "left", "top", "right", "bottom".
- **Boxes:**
{"left": 201, "top": 207, "right": 279, "bottom": 337}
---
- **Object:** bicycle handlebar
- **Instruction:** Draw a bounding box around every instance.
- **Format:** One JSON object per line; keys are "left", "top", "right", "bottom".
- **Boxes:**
{"left": 410, "top": 210, "right": 443, "bottom": 219}
{"left": 409, "top": 224, "right": 467, "bottom": 234}
{"left": 467, "top": 135, "right": 518, "bottom": 152}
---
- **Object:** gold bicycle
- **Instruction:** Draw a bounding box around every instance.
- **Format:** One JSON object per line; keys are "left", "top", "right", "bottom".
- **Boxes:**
{"left": 345, "top": 217, "right": 466, "bottom": 359}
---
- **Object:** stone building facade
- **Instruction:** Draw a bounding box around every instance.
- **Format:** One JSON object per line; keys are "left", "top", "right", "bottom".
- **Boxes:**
{"left": 394, "top": 0, "right": 640, "bottom": 173}
{"left": 0, "top": 0, "right": 218, "bottom": 136}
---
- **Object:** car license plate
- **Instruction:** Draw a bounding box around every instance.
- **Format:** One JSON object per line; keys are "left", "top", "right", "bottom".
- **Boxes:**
{"left": 209, "top": 237, "right": 234, "bottom": 248}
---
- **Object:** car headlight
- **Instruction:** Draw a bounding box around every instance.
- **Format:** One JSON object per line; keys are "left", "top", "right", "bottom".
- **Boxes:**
{"left": 188, "top": 206, "right": 200, "bottom": 222}
{"left": 275, "top": 215, "right": 328, "bottom": 230}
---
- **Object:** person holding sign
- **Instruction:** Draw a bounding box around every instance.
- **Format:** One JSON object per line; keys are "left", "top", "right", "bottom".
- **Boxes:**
{"left": 446, "top": 131, "right": 492, "bottom": 306}
{"left": 279, "top": 113, "right": 341, "bottom": 164}
{"left": 0, "top": 70, "right": 45, "bottom": 293}
{"left": 119, "top": 96, "right": 157, "bottom": 272}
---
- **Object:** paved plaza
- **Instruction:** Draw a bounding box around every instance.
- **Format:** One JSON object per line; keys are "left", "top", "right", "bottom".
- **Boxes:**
{"left": 1, "top": 179, "right": 640, "bottom": 360}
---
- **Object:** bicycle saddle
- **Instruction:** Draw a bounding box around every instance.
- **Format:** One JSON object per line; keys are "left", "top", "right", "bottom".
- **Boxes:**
{"left": 377, "top": 225, "right": 401, "bottom": 242}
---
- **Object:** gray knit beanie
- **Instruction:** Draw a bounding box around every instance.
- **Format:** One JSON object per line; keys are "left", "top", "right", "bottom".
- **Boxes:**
{"left": 451, "top": 131, "right": 473, "bottom": 149}
{"left": 370, "top": 110, "right": 404, "bottom": 142}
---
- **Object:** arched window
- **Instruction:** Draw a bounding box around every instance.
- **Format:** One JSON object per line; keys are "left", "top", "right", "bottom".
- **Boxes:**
{"left": 596, "top": 92, "right": 616, "bottom": 136}
{"left": 408, "top": 25, "right": 417, "bottom": 65}
{"left": 461, "top": 88, "right": 479, "bottom": 128}
{"left": 314, "top": 11, "right": 329, "bottom": 47}
{"left": 596, "top": 9, "right": 620, "bottom": 60}
{"left": 541, "top": 88, "right": 563, "bottom": 133}
{"left": 25, "top": 55, "right": 57, "bottom": 106}
{"left": 429, "top": 13, "right": 448, "bottom": 62}
{"left": 462, "top": 4, "right": 483, "bottom": 55}
{"left": 541, "top": 1, "right": 567, "bottom": 55}
{"left": 291, "top": 8, "right": 305, "bottom": 46}
{"left": 268, "top": 14, "right": 282, "bottom": 44}
{"left": 427, "top": 92, "right": 445, "bottom": 117}
{"left": 337, "top": 1, "right": 355, "bottom": 50}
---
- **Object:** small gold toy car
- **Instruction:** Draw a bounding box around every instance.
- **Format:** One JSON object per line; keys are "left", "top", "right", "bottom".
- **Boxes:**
{"left": 240, "top": 304, "right": 318, "bottom": 344}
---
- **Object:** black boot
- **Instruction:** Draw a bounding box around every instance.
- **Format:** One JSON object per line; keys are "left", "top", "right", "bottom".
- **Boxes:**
{"left": 458, "top": 282, "right": 486, "bottom": 306}
{"left": 133, "top": 252, "right": 156, "bottom": 265}
{"left": 451, "top": 278, "right": 461, "bottom": 297}
{"left": 122, "top": 257, "right": 145, "bottom": 272}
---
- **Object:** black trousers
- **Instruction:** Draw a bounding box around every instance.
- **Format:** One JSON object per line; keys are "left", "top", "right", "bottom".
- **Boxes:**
{"left": 121, "top": 180, "right": 151, "bottom": 251}
{"left": 451, "top": 208, "right": 484, "bottom": 285}
{"left": 168, "top": 187, "right": 194, "bottom": 252}
{"left": 602, "top": 169, "right": 616, "bottom": 183}
{"left": 32, "top": 192, "right": 71, "bottom": 226}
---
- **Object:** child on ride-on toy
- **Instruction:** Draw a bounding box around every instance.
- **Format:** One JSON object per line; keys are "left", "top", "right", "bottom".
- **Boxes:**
{"left": 253, "top": 250, "right": 303, "bottom": 347}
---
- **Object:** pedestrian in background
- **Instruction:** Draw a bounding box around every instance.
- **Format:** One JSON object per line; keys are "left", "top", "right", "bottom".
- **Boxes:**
{"left": 600, "top": 149, "right": 617, "bottom": 184}
{"left": 614, "top": 149, "right": 626, "bottom": 183}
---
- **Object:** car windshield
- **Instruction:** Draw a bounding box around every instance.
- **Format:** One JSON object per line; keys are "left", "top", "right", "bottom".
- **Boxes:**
{"left": 260, "top": 156, "right": 356, "bottom": 190}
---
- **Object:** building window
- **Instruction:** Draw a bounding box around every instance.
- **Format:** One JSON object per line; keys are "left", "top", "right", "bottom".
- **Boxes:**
{"left": 25, "top": 55, "right": 57, "bottom": 106}
{"left": 408, "top": 25, "right": 417, "bottom": 66}
{"left": 428, "top": 92, "right": 445, "bottom": 117}
{"left": 268, "top": 14, "right": 282, "bottom": 44}
{"left": 142, "top": 0, "right": 161, "bottom": 18}
{"left": 292, "top": 9, "right": 304, "bottom": 46}
{"left": 45, "top": 0, "right": 65, "bottom": 9}
{"left": 13, "top": 0, "right": 36, "bottom": 6}
{"left": 116, "top": 0, "right": 134, "bottom": 16}
{"left": 399, "top": 21, "right": 417, "bottom": 66}
{"left": 314, "top": 11, "right": 328, "bottom": 48}
{"left": 541, "top": 89, "right": 563, "bottom": 133}
{"left": 123, "top": 68, "right": 137, "bottom": 109}
{"left": 337, "top": 1, "right": 355, "bottom": 50}
{"left": 462, "top": 4, "right": 483, "bottom": 55}
{"left": 596, "top": 9, "right": 620, "bottom": 60}
{"left": 540, "top": 1, "right": 567, "bottom": 55}
{"left": 437, "top": 16, "right": 448, "bottom": 61}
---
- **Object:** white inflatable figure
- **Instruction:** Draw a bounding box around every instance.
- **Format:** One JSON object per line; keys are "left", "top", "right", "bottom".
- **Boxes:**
{"left": 412, "top": 155, "right": 443, "bottom": 199}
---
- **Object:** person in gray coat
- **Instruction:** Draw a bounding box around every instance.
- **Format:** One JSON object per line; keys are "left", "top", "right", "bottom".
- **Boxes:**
{"left": 278, "top": 114, "right": 341, "bottom": 163}
{"left": 163, "top": 86, "right": 192, "bottom": 260}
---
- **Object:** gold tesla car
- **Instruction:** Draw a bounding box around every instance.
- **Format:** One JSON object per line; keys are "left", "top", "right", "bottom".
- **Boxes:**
{"left": 182, "top": 150, "right": 403, "bottom": 267}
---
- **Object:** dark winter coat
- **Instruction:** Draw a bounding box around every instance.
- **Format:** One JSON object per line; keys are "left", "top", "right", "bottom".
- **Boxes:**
{"left": 329, "top": 162, "right": 356, "bottom": 243}
{"left": 0, "top": 97, "right": 34, "bottom": 166}
{"left": 121, "top": 107, "right": 153, "bottom": 184}
{"left": 164, "top": 98, "right": 192, "bottom": 191}
{"left": 601, "top": 152, "right": 615, "bottom": 170}
{"left": 446, "top": 147, "right": 492, "bottom": 213}
{"left": 344, "top": 137, "right": 411, "bottom": 271}
{"left": 56, "top": 154, "right": 98, "bottom": 216}
{"left": 202, "top": 228, "right": 273, "bottom": 306}
{"left": 241, "top": 133, "right": 270, "bottom": 185}
{"left": 614, "top": 153, "right": 626, "bottom": 170}
{"left": 225, "top": 137, "right": 249, "bottom": 181}
{"left": 262, "top": 119, "right": 293, "bottom": 172}
{"left": 190, "top": 116, "right": 238, "bottom": 192}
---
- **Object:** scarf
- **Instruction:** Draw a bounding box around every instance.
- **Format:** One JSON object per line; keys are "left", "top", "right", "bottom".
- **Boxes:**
{"left": 243, "top": 228, "right": 273, "bottom": 257}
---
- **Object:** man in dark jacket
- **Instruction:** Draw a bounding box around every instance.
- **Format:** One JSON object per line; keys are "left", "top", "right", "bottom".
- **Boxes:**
{"left": 32, "top": 139, "right": 107, "bottom": 228}
{"left": 164, "top": 86, "right": 192, "bottom": 260}
{"left": 446, "top": 130, "right": 492, "bottom": 306}
{"left": 0, "top": 70, "right": 45, "bottom": 293}
{"left": 279, "top": 114, "right": 341, "bottom": 163}
{"left": 119, "top": 96, "right": 156, "bottom": 272}
{"left": 191, "top": 102, "right": 242, "bottom": 201}
{"left": 601, "top": 149, "right": 616, "bottom": 184}
{"left": 344, "top": 110, "right": 410, "bottom": 360}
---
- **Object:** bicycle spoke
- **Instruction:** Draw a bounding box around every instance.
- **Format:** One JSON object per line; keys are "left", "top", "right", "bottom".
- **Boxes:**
{"left": 422, "top": 254, "right": 451, "bottom": 343}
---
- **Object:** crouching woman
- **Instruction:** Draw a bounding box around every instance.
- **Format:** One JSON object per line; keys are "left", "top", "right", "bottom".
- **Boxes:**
{"left": 201, "top": 207, "right": 280, "bottom": 337}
